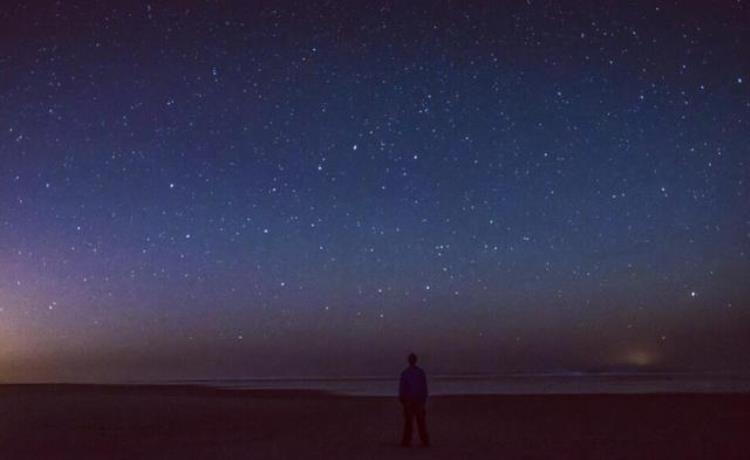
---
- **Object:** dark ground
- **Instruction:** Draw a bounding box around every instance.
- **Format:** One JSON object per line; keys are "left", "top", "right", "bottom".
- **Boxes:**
{"left": 1, "top": 385, "right": 748, "bottom": 459}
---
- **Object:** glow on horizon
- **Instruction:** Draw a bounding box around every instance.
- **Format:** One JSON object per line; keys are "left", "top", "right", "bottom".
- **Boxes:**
{"left": 621, "top": 349, "right": 661, "bottom": 368}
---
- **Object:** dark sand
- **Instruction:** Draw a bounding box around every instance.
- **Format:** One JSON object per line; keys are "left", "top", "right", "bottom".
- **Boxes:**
{"left": 1, "top": 385, "right": 748, "bottom": 459}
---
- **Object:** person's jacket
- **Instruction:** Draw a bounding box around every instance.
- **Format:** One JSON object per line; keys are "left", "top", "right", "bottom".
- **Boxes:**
{"left": 399, "top": 365, "right": 428, "bottom": 404}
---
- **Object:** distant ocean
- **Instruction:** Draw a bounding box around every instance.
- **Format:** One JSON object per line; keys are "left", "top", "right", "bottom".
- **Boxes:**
{"left": 162, "top": 373, "right": 750, "bottom": 396}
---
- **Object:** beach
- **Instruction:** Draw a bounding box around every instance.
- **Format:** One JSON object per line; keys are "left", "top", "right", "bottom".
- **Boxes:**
{"left": 0, "top": 384, "right": 748, "bottom": 459}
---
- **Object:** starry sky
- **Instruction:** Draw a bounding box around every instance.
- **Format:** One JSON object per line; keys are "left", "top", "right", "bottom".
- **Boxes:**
{"left": 1, "top": 1, "right": 749, "bottom": 382}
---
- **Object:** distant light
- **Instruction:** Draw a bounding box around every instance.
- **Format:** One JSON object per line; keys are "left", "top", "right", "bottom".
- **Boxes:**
{"left": 625, "top": 350, "right": 655, "bottom": 366}
{"left": 352, "top": 144, "right": 358, "bottom": 151}
{"left": 690, "top": 291, "right": 696, "bottom": 297}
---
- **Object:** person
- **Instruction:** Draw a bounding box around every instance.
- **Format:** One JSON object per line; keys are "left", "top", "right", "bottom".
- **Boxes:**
{"left": 399, "top": 352, "right": 430, "bottom": 447}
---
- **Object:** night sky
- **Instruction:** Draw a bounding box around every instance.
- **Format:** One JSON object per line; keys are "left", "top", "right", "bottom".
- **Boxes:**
{"left": 1, "top": 1, "right": 749, "bottom": 382}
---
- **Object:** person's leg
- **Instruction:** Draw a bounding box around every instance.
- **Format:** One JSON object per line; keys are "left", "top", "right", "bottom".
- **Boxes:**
{"left": 401, "top": 402, "right": 414, "bottom": 446}
{"left": 416, "top": 403, "right": 430, "bottom": 447}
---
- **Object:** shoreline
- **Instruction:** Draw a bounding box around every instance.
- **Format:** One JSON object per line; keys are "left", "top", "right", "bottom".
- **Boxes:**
{"left": 5, "top": 371, "right": 750, "bottom": 397}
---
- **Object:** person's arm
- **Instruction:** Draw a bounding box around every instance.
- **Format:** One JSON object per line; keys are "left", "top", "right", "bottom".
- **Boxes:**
{"left": 417, "top": 369, "right": 428, "bottom": 404}
{"left": 399, "top": 372, "right": 407, "bottom": 403}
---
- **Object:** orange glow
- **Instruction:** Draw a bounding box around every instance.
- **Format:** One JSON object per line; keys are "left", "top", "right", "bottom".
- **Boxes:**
{"left": 620, "top": 348, "right": 661, "bottom": 368}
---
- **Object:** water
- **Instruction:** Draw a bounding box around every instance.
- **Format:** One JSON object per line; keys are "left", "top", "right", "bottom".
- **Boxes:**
{"left": 166, "top": 373, "right": 750, "bottom": 396}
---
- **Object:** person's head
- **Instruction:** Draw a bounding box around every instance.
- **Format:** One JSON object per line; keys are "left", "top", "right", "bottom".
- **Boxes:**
{"left": 407, "top": 353, "right": 418, "bottom": 366}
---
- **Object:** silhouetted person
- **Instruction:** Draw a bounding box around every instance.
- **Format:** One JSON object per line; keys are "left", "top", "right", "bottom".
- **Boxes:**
{"left": 399, "top": 352, "right": 430, "bottom": 447}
